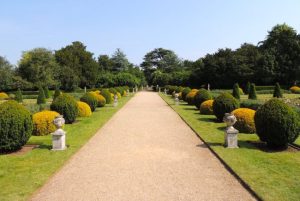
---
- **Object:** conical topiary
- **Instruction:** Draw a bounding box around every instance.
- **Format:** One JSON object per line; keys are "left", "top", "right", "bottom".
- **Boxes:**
{"left": 232, "top": 83, "right": 240, "bottom": 100}
{"left": 44, "top": 86, "right": 50, "bottom": 99}
{"left": 53, "top": 87, "right": 61, "bottom": 101}
{"left": 248, "top": 83, "right": 257, "bottom": 100}
{"left": 245, "top": 81, "right": 251, "bottom": 95}
{"left": 273, "top": 82, "right": 283, "bottom": 98}
{"left": 37, "top": 87, "right": 46, "bottom": 105}
{"left": 15, "top": 88, "right": 23, "bottom": 103}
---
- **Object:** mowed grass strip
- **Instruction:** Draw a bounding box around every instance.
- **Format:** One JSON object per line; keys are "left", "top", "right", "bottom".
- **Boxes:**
{"left": 0, "top": 96, "right": 132, "bottom": 201}
{"left": 160, "top": 94, "right": 300, "bottom": 201}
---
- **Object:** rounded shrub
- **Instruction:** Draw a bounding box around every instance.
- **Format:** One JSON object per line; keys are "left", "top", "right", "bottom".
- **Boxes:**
{"left": 90, "top": 92, "right": 106, "bottom": 107}
{"left": 273, "top": 82, "right": 283, "bottom": 98}
{"left": 200, "top": 100, "right": 214, "bottom": 115}
{"left": 109, "top": 88, "right": 117, "bottom": 95}
{"left": 0, "top": 92, "right": 9, "bottom": 100}
{"left": 80, "top": 93, "right": 98, "bottom": 112}
{"left": 213, "top": 93, "right": 240, "bottom": 121}
{"left": 50, "top": 94, "right": 78, "bottom": 124}
{"left": 77, "top": 101, "right": 92, "bottom": 117}
{"left": 248, "top": 83, "right": 257, "bottom": 100}
{"left": 254, "top": 99, "right": 300, "bottom": 148}
{"left": 186, "top": 89, "right": 198, "bottom": 105}
{"left": 37, "top": 87, "right": 46, "bottom": 104}
{"left": 32, "top": 110, "right": 60, "bottom": 136}
{"left": 116, "top": 92, "right": 122, "bottom": 99}
{"left": 232, "top": 108, "right": 256, "bottom": 133}
{"left": 194, "top": 89, "right": 212, "bottom": 109}
{"left": 15, "top": 88, "right": 23, "bottom": 103}
{"left": 232, "top": 83, "right": 240, "bottom": 100}
{"left": 290, "top": 86, "right": 300, "bottom": 94}
{"left": 182, "top": 87, "right": 191, "bottom": 101}
{"left": 0, "top": 101, "right": 33, "bottom": 152}
{"left": 100, "top": 89, "right": 112, "bottom": 104}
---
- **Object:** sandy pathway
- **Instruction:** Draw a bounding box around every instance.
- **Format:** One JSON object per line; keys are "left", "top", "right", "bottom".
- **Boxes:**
{"left": 30, "top": 92, "right": 255, "bottom": 201}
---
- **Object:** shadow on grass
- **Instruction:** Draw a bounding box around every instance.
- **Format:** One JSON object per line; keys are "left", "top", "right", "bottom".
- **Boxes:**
{"left": 183, "top": 107, "right": 198, "bottom": 111}
{"left": 198, "top": 117, "right": 219, "bottom": 123}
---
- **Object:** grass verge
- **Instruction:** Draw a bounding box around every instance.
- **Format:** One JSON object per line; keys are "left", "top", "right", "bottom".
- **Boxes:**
{"left": 160, "top": 94, "right": 300, "bottom": 201}
{"left": 0, "top": 96, "right": 132, "bottom": 201}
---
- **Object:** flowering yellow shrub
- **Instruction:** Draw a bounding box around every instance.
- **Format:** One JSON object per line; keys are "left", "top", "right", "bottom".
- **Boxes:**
{"left": 94, "top": 90, "right": 100, "bottom": 94}
{"left": 290, "top": 86, "right": 300, "bottom": 93}
{"left": 77, "top": 101, "right": 92, "bottom": 117}
{"left": 0, "top": 92, "right": 9, "bottom": 100}
{"left": 32, "top": 110, "right": 60, "bottom": 136}
{"left": 232, "top": 108, "right": 256, "bottom": 133}
{"left": 186, "top": 90, "right": 198, "bottom": 105}
{"left": 116, "top": 92, "right": 122, "bottom": 99}
{"left": 200, "top": 100, "right": 214, "bottom": 115}
{"left": 90, "top": 92, "right": 106, "bottom": 107}
{"left": 123, "top": 91, "right": 127, "bottom": 96}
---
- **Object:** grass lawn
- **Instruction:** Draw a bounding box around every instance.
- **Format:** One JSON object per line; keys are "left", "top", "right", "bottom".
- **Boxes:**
{"left": 240, "top": 93, "right": 300, "bottom": 101}
{"left": 160, "top": 94, "right": 300, "bottom": 201}
{"left": 0, "top": 95, "right": 132, "bottom": 201}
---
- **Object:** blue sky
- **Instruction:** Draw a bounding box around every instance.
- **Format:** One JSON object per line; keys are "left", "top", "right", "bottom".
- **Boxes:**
{"left": 1, "top": 0, "right": 300, "bottom": 65}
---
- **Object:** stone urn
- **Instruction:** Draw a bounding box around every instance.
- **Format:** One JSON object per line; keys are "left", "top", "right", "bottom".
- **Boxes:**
{"left": 223, "top": 113, "right": 239, "bottom": 148}
{"left": 174, "top": 93, "right": 179, "bottom": 105}
{"left": 113, "top": 94, "right": 118, "bottom": 107}
{"left": 51, "top": 115, "right": 66, "bottom": 150}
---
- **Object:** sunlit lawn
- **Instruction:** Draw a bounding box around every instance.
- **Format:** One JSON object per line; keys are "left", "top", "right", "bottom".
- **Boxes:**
{"left": 0, "top": 96, "right": 132, "bottom": 201}
{"left": 161, "top": 94, "right": 300, "bottom": 201}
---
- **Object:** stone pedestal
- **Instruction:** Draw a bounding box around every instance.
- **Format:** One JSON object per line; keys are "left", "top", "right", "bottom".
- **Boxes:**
{"left": 174, "top": 93, "right": 179, "bottom": 105}
{"left": 158, "top": 87, "right": 161, "bottom": 93}
{"left": 51, "top": 129, "right": 66, "bottom": 150}
{"left": 224, "top": 128, "right": 239, "bottom": 148}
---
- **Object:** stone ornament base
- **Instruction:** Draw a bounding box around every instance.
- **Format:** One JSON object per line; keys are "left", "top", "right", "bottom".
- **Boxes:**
{"left": 224, "top": 131, "right": 239, "bottom": 148}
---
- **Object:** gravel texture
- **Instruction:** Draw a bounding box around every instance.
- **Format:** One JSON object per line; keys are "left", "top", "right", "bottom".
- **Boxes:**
{"left": 30, "top": 92, "right": 255, "bottom": 201}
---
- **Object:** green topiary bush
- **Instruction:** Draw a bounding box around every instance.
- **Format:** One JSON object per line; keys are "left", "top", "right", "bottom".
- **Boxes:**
{"left": 37, "top": 87, "right": 46, "bottom": 104}
{"left": 109, "top": 88, "right": 117, "bottom": 95}
{"left": 181, "top": 87, "right": 191, "bottom": 101}
{"left": 80, "top": 92, "right": 98, "bottom": 112}
{"left": 15, "top": 88, "right": 23, "bottom": 103}
{"left": 194, "top": 89, "right": 212, "bottom": 109}
{"left": 0, "top": 101, "right": 33, "bottom": 152}
{"left": 213, "top": 93, "right": 240, "bottom": 121}
{"left": 232, "top": 83, "right": 240, "bottom": 100}
{"left": 50, "top": 94, "right": 78, "bottom": 124}
{"left": 245, "top": 81, "right": 251, "bottom": 95}
{"left": 248, "top": 83, "right": 257, "bottom": 100}
{"left": 273, "top": 82, "right": 283, "bottom": 98}
{"left": 44, "top": 86, "right": 50, "bottom": 99}
{"left": 101, "top": 89, "right": 112, "bottom": 104}
{"left": 254, "top": 99, "right": 300, "bottom": 148}
{"left": 53, "top": 87, "right": 61, "bottom": 100}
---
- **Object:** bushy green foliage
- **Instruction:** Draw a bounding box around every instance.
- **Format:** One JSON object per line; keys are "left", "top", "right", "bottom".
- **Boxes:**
{"left": 44, "top": 86, "right": 50, "bottom": 98}
{"left": 181, "top": 87, "right": 191, "bottom": 101}
{"left": 273, "top": 82, "right": 283, "bottom": 98}
{"left": 0, "top": 101, "right": 33, "bottom": 152}
{"left": 194, "top": 89, "right": 212, "bottom": 109}
{"left": 248, "top": 83, "right": 257, "bottom": 100}
{"left": 50, "top": 94, "right": 78, "bottom": 123}
{"left": 80, "top": 92, "right": 98, "bottom": 112}
{"left": 254, "top": 99, "right": 300, "bottom": 148}
{"left": 37, "top": 87, "right": 46, "bottom": 104}
{"left": 109, "top": 88, "right": 117, "bottom": 94}
{"left": 213, "top": 93, "right": 240, "bottom": 121}
{"left": 115, "top": 87, "right": 125, "bottom": 96}
{"left": 101, "top": 89, "right": 112, "bottom": 104}
{"left": 232, "top": 83, "right": 240, "bottom": 99}
{"left": 53, "top": 87, "right": 61, "bottom": 100}
{"left": 15, "top": 88, "right": 23, "bottom": 103}
{"left": 245, "top": 81, "right": 251, "bottom": 95}
{"left": 240, "top": 100, "right": 264, "bottom": 110}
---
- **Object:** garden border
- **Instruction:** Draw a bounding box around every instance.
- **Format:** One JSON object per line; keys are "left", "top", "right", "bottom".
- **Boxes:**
{"left": 159, "top": 93, "right": 262, "bottom": 201}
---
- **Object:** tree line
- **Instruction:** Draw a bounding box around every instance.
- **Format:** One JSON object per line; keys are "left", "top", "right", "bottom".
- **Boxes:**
{"left": 1, "top": 23, "right": 299, "bottom": 91}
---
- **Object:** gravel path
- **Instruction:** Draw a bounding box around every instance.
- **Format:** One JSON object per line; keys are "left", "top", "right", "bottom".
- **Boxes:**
{"left": 30, "top": 92, "right": 255, "bottom": 201}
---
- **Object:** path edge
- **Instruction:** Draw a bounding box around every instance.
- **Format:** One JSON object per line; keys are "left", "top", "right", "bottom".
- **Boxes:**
{"left": 159, "top": 93, "right": 262, "bottom": 201}
{"left": 28, "top": 94, "right": 135, "bottom": 201}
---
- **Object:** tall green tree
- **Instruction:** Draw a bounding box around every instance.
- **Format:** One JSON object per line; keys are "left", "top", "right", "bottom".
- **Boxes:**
{"left": 55, "top": 41, "right": 98, "bottom": 89}
{"left": 110, "top": 48, "right": 130, "bottom": 72}
{"left": 98, "top": 55, "right": 113, "bottom": 71}
{"left": 0, "top": 56, "right": 14, "bottom": 91}
{"left": 17, "top": 48, "right": 59, "bottom": 87}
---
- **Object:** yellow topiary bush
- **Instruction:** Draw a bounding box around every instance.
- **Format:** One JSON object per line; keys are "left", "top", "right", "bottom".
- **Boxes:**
{"left": 200, "top": 100, "right": 214, "bottom": 115}
{"left": 0, "top": 92, "right": 9, "bottom": 100}
{"left": 186, "top": 89, "right": 198, "bottom": 105}
{"left": 116, "top": 92, "right": 122, "bottom": 99}
{"left": 232, "top": 108, "right": 256, "bottom": 134}
{"left": 290, "top": 86, "right": 300, "bottom": 93}
{"left": 94, "top": 90, "right": 100, "bottom": 94}
{"left": 90, "top": 92, "right": 106, "bottom": 107}
{"left": 77, "top": 101, "right": 92, "bottom": 117}
{"left": 32, "top": 110, "right": 60, "bottom": 136}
